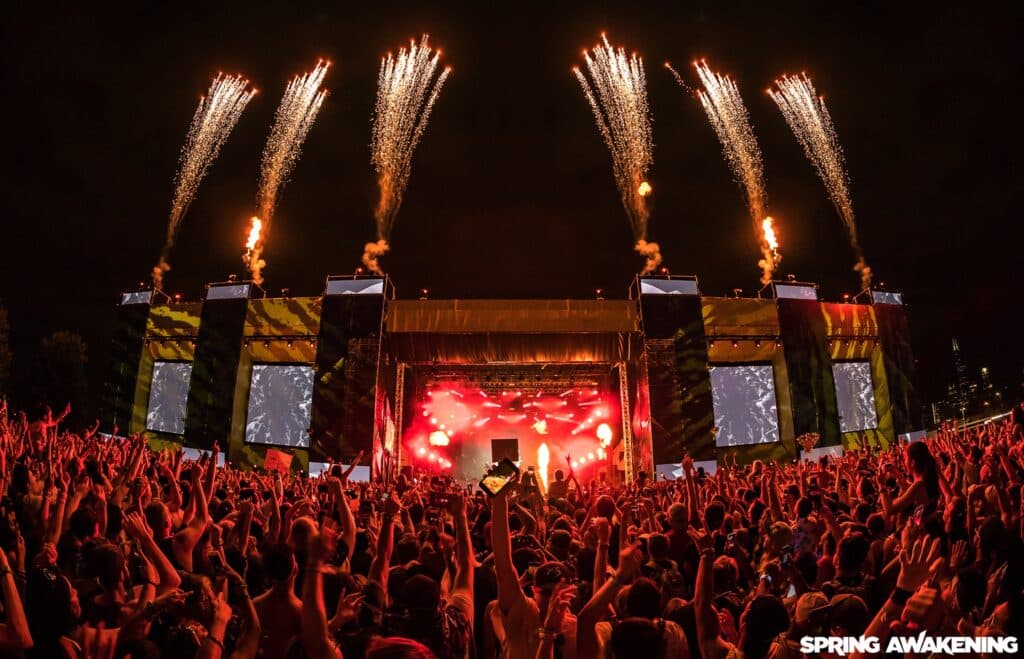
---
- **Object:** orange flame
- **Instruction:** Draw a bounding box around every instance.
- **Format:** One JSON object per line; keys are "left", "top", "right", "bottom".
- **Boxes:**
{"left": 246, "top": 216, "right": 263, "bottom": 252}
{"left": 762, "top": 216, "right": 779, "bottom": 251}
{"left": 638, "top": 181, "right": 652, "bottom": 197}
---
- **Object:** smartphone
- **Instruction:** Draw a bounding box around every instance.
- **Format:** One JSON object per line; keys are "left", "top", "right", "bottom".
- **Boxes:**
{"left": 479, "top": 458, "right": 520, "bottom": 497}
{"left": 429, "top": 491, "right": 451, "bottom": 508}
{"left": 913, "top": 505, "right": 925, "bottom": 527}
{"left": 781, "top": 544, "right": 793, "bottom": 568}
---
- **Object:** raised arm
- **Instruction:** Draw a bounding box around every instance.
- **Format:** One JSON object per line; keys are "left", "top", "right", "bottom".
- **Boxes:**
{"left": 491, "top": 481, "right": 528, "bottom": 616}
{"left": 369, "top": 494, "right": 399, "bottom": 591}
{"left": 692, "top": 531, "right": 728, "bottom": 659}
{"left": 448, "top": 492, "right": 474, "bottom": 625}
{"left": 125, "top": 511, "right": 181, "bottom": 594}
{"left": 301, "top": 523, "right": 344, "bottom": 659}
{"left": 577, "top": 542, "right": 642, "bottom": 658}
{"left": 0, "top": 549, "right": 31, "bottom": 649}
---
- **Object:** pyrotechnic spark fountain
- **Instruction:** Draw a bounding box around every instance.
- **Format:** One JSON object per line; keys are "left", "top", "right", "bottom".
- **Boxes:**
{"left": 769, "top": 74, "right": 871, "bottom": 287}
{"left": 153, "top": 73, "right": 256, "bottom": 289}
{"left": 243, "top": 216, "right": 263, "bottom": 275}
{"left": 760, "top": 216, "right": 780, "bottom": 276}
{"left": 574, "top": 34, "right": 659, "bottom": 273}
{"left": 366, "top": 34, "right": 451, "bottom": 274}
{"left": 245, "top": 61, "right": 329, "bottom": 285}
{"left": 680, "top": 60, "right": 779, "bottom": 284}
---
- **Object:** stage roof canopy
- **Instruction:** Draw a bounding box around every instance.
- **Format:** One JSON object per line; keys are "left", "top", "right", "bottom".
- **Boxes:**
{"left": 386, "top": 300, "right": 639, "bottom": 334}
{"left": 384, "top": 300, "right": 642, "bottom": 364}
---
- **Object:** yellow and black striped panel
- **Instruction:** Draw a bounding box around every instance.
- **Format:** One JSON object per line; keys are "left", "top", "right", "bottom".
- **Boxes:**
{"left": 701, "top": 298, "right": 797, "bottom": 464}
{"left": 132, "top": 303, "right": 202, "bottom": 440}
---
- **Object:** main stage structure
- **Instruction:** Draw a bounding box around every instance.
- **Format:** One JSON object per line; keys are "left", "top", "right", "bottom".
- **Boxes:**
{"left": 101, "top": 275, "right": 921, "bottom": 482}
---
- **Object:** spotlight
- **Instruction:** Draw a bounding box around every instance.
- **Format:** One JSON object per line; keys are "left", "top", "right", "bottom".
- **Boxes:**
{"left": 709, "top": 340, "right": 715, "bottom": 348}
{"left": 173, "top": 293, "right": 182, "bottom": 302}
{"left": 587, "top": 452, "right": 595, "bottom": 460}
{"left": 754, "top": 339, "right": 761, "bottom": 348}
{"left": 429, "top": 430, "right": 450, "bottom": 447}
{"left": 595, "top": 288, "right": 604, "bottom": 300}
{"left": 263, "top": 340, "right": 270, "bottom": 348}
{"left": 732, "top": 339, "right": 739, "bottom": 348}
{"left": 786, "top": 274, "right": 796, "bottom": 282}
{"left": 281, "top": 288, "right": 290, "bottom": 297}
{"left": 842, "top": 293, "right": 851, "bottom": 302}
{"left": 732, "top": 288, "right": 743, "bottom": 298}
{"left": 419, "top": 288, "right": 429, "bottom": 300}
{"left": 417, "top": 446, "right": 427, "bottom": 456}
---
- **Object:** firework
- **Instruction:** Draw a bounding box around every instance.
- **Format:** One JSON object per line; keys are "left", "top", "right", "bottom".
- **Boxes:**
{"left": 574, "top": 34, "right": 658, "bottom": 273}
{"left": 153, "top": 73, "right": 256, "bottom": 289}
{"left": 245, "top": 60, "right": 329, "bottom": 285}
{"left": 366, "top": 34, "right": 451, "bottom": 274}
{"left": 681, "top": 60, "right": 778, "bottom": 284}
{"left": 769, "top": 74, "right": 871, "bottom": 287}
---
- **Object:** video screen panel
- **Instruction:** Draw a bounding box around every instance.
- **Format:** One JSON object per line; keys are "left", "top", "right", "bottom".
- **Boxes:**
{"left": 709, "top": 364, "right": 780, "bottom": 447}
{"left": 146, "top": 361, "right": 192, "bottom": 434}
{"left": 245, "top": 364, "right": 315, "bottom": 448}
{"left": 832, "top": 361, "right": 878, "bottom": 432}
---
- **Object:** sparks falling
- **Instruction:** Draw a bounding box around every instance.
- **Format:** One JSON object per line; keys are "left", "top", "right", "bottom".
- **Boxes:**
{"left": 246, "top": 60, "right": 329, "bottom": 285}
{"left": 769, "top": 74, "right": 871, "bottom": 287}
{"left": 153, "top": 73, "right": 256, "bottom": 289}
{"left": 683, "top": 60, "right": 778, "bottom": 284}
{"left": 574, "top": 34, "right": 659, "bottom": 273}
{"left": 366, "top": 34, "right": 451, "bottom": 274}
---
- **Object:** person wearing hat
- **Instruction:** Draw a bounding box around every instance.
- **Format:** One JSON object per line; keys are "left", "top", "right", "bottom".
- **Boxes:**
{"left": 782, "top": 591, "right": 830, "bottom": 657}
{"left": 491, "top": 479, "right": 578, "bottom": 659}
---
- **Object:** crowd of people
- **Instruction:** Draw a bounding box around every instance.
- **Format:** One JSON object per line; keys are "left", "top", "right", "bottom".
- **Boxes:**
{"left": 0, "top": 398, "right": 1022, "bottom": 658}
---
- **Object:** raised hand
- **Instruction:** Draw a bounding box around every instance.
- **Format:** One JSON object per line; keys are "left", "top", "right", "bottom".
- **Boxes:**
{"left": 542, "top": 581, "right": 576, "bottom": 634}
{"left": 897, "top": 535, "right": 941, "bottom": 592}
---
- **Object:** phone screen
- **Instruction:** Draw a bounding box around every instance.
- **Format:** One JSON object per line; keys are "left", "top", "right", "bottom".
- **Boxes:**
{"left": 480, "top": 458, "right": 519, "bottom": 497}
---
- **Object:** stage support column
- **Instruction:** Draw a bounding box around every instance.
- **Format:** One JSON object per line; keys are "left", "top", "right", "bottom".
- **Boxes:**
{"left": 777, "top": 299, "right": 842, "bottom": 451}
{"left": 393, "top": 362, "right": 407, "bottom": 473}
{"left": 101, "top": 289, "right": 155, "bottom": 435}
{"left": 310, "top": 276, "right": 388, "bottom": 466}
{"left": 184, "top": 281, "right": 254, "bottom": 451}
{"left": 617, "top": 362, "right": 635, "bottom": 484}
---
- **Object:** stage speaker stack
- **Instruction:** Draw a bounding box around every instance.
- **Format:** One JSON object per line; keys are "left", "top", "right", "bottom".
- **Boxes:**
{"left": 309, "top": 276, "right": 386, "bottom": 464}
{"left": 871, "top": 289, "right": 922, "bottom": 436}
{"left": 490, "top": 437, "right": 520, "bottom": 463}
{"left": 100, "top": 288, "right": 155, "bottom": 435}
{"left": 772, "top": 281, "right": 842, "bottom": 452}
{"left": 637, "top": 276, "right": 716, "bottom": 467}
{"left": 183, "top": 280, "right": 256, "bottom": 450}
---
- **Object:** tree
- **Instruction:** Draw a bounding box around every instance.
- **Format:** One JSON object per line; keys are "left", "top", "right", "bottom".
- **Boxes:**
{"left": 0, "top": 300, "right": 10, "bottom": 397}
{"left": 30, "top": 330, "right": 89, "bottom": 427}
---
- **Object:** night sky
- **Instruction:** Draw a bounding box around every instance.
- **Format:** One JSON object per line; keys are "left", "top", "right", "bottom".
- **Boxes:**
{"left": 2, "top": 1, "right": 1021, "bottom": 409}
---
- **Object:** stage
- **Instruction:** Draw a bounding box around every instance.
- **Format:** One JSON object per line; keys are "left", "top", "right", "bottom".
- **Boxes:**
{"left": 101, "top": 275, "right": 921, "bottom": 482}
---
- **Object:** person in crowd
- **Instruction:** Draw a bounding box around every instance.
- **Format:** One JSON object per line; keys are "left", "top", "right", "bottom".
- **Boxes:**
{"left": 0, "top": 400, "right": 1021, "bottom": 659}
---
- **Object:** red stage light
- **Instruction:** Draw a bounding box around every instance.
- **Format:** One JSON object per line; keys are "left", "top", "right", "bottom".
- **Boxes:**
{"left": 417, "top": 446, "right": 427, "bottom": 456}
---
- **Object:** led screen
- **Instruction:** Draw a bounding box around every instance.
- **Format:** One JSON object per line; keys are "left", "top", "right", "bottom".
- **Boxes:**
{"left": 832, "top": 361, "right": 878, "bottom": 432}
{"left": 709, "top": 364, "right": 779, "bottom": 447}
{"left": 146, "top": 361, "right": 192, "bottom": 434}
{"left": 245, "top": 364, "right": 314, "bottom": 447}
